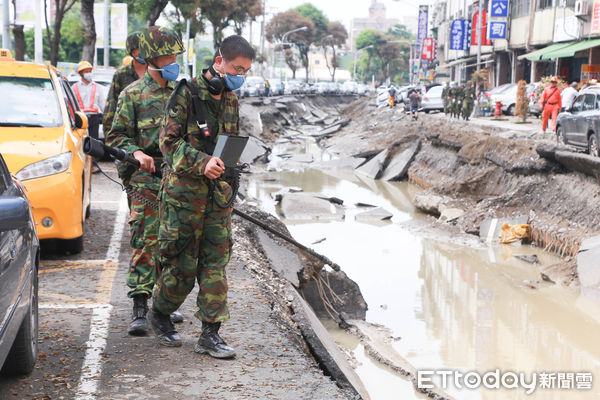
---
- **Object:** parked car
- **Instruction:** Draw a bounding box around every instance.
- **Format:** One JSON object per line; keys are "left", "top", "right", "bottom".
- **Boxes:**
{"left": 269, "top": 78, "right": 284, "bottom": 96}
{"left": 316, "top": 82, "right": 330, "bottom": 95}
{"left": 241, "top": 76, "right": 266, "bottom": 97}
{"left": 0, "top": 52, "right": 92, "bottom": 253}
{"left": 421, "top": 85, "right": 444, "bottom": 113}
{"left": 284, "top": 80, "right": 303, "bottom": 95}
{"left": 0, "top": 153, "right": 40, "bottom": 375}
{"left": 342, "top": 81, "right": 358, "bottom": 94}
{"left": 556, "top": 88, "right": 600, "bottom": 156}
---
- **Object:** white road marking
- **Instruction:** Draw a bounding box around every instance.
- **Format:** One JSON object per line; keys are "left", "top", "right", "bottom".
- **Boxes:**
{"left": 486, "top": 218, "right": 498, "bottom": 244}
{"left": 75, "top": 193, "right": 127, "bottom": 400}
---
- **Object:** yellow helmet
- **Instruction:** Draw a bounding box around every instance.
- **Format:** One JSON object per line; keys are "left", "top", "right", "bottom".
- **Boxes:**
{"left": 77, "top": 61, "right": 93, "bottom": 73}
{"left": 122, "top": 55, "right": 133, "bottom": 66}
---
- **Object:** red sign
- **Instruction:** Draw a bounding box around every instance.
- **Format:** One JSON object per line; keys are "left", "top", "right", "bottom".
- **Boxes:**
{"left": 421, "top": 38, "right": 435, "bottom": 60}
{"left": 471, "top": 11, "right": 492, "bottom": 46}
{"left": 592, "top": 0, "right": 600, "bottom": 34}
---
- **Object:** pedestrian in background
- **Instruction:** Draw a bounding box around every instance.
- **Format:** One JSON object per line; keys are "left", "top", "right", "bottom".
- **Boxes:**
{"left": 540, "top": 76, "right": 562, "bottom": 133}
{"left": 409, "top": 89, "right": 420, "bottom": 120}
{"left": 264, "top": 78, "right": 271, "bottom": 97}
{"left": 561, "top": 81, "right": 579, "bottom": 112}
{"left": 388, "top": 86, "right": 396, "bottom": 108}
{"left": 150, "top": 35, "right": 256, "bottom": 358}
{"left": 462, "top": 81, "right": 475, "bottom": 121}
{"left": 106, "top": 26, "right": 185, "bottom": 336}
{"left": 72, "top": 61, "right": 106, "bottom": 172}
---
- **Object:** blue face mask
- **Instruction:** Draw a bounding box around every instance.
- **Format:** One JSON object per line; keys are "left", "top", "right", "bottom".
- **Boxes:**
{"left": 135, "top": 56, "right": 146, "bottom": 65}
{"left": 150, "top": 62, "right": 180, "bottom": 81}
{"left": 225, "top": 74, "right": 245, "bottom": 90}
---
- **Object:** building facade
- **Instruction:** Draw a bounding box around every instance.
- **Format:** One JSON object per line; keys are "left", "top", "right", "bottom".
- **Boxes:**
{"left": 349, "top": 0, "right": 400, "bottom": 51}
{"left": 432, "top": 0, "right": 600, "bottom": 87}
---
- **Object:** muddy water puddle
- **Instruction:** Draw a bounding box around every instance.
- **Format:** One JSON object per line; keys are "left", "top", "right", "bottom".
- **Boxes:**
{"left": 245, "top": 134, "right": 600, "bottom": 399}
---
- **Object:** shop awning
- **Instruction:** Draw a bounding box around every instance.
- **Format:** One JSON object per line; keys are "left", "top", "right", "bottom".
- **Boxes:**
{"left": 517, "top": 42, "right": 575, "bottom": 61}
{"left": 541, "top": 38, "right": 600, "bottom": 59}
{"left": 437, "top": 56, "right": 476, "bottom": 69}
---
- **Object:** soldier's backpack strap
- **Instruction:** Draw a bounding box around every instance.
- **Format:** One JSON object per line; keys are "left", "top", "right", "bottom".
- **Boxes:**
{"left": 174, "top": 78, "right": 215, "bottom": 155}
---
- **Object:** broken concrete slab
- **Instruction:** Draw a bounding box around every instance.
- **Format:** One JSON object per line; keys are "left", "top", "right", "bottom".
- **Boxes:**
{"left": 274, "top": 102, "right": 288, "bottom": 110}
{"left": 579, "top": 235, "right": 600, "bottom": 252}
{"left": 554, "top": 150, "right": 600, "bottom": 178}
{"left": 301, "top": 270, "right": 368, "bottom": 320}
{"left": 381, "top": 140, "right": 421, "bottom": 181}
{"left": 514, "top": 254, "right": 540, "bottom": 264}
{"left": 313, "top": 157, "right": 365, "bottom": 170}
{"left": 479, "top": 215, "right": 529, "bottom": 243}
{"left": 240, "top": 136, "right": 268, "bottom": 164}
{"left": 288, "top": 289, "right": 371, "bottom": 400}
{"left": 280, "top": 193, "right": 345, "bottom": 221}
{"left": 438, "top": 206, "right": 464, "bottom": 223}
{"left": 413, "top": 193, "right": 444, "bottom": 216}
{"left": 256, "top": 230, "right": 303, "bottom": 288}
{"left": 270, "top": 186, "right": 303, "bottom": 202}
{"left": 354, "top": 149, "right": 388, "bottom": 180}
{"left": 312, "top": 123, "right": 341, "bottom": 137}
{"left": 286, "top": 153, "right": 314, "bottom": 163}
{"left": 355, "top": 207, "right": 393, "bottom": 222}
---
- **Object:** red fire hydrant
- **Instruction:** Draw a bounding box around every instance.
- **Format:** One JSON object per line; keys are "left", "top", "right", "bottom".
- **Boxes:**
{"left": 494, "top": 101, "right": 503, "bottom": 118}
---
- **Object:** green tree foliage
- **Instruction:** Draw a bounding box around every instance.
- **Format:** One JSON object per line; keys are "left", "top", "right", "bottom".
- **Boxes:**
{"left": 195, "top": 0, "right": 262, "bottom": 48}
{"left": 322, "top": 21, "right": 347, "bottom": 81}
{"left": 266, "top": 10, "right": 315, "bottom": 81}
{"left": 294, "top": 3, "right": 328, "bottom": 43}
{"left": 122, "top": 0, "right": 169, "bottom": 26}
{"left": 354, "top": 29, "right": 409, "bottom": 85}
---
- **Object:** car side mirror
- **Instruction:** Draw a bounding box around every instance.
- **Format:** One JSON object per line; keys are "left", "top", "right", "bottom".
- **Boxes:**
{"left": 0, "top": 196, "right": 30, "bottom": 232}
{"left": 74, "top": 111, "right": 89, "bottom": 130}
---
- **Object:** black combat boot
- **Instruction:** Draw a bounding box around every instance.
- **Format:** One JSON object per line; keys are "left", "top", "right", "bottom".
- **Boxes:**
{"left": 170, "top": 311, "right": 184, "bottom": 324}
{"left": 194, "top": 322, "right": 236, "bottom": 359}
{"left": 148, "top": 307, "right": 182, "bottom": 347}
{"left": 127, "top": 294, "right": 148, "bottom": 336}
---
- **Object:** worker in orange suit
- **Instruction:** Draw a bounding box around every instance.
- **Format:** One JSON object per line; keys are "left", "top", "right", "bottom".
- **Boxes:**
{"left": 540, "top": 76, "right": 562, "bottom": 133}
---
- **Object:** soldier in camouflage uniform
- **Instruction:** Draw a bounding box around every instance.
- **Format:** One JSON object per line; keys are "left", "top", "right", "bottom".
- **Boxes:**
{"left": 148, "top": 35, "right": 256, "bottom": 358}
{"left": 462, "top": 81, "right": 475, "bottom": 121}
{"left": 452, "top": 84, "right": 465, "bottom": 118}
{"left": 442, "top": 82, "right": 450, "bottom": 115}
{"left": 106, "top": 26, "right": 185, "bottom": 336}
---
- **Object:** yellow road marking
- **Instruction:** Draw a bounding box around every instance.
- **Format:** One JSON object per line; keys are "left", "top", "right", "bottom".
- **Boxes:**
{"left": 40, "top": 291, "right": 98, "bottom": 305}
{"left": 39, "top": 261, "right": 112, "bottom": 274}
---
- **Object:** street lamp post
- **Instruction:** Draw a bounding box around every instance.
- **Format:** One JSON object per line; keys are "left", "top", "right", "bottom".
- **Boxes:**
{"left": 353, "top": 44, "right": 373, "bottom": 81}
{"left": 274, "top": 26, "right": 307, "bottom": 79}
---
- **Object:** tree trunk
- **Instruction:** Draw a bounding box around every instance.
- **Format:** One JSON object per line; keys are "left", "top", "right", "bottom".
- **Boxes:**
{"left": 331, "top": 47, "right": 337, "bottom": 82}
{"left": 13, "top": 25, "right": 25, "bottom": 61}
{"left": 51, "top": 13, "right": 63, "bottom": 66}
{"left": 292, "top": 69, "right": 296, "bottom": 79}
{"left": 147, "top": 0, "right": 169, "bottom": 27}
{"left": 80, "top": 0, "right": 96, "bottom": 63}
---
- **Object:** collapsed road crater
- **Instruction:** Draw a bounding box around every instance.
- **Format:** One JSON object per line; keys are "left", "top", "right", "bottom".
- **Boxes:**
{"left": 235, "top": 93, "right": 600, "bottom": 399}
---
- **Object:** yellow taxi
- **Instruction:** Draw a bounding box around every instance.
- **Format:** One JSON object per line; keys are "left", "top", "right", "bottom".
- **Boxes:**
{"left": 0, "top": 49, "right": 92, "bottom": 253}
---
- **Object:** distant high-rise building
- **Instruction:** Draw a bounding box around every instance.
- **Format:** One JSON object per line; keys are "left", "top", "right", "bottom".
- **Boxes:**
{"left": 349, "top": 0, "right": 400, "bottom": 50}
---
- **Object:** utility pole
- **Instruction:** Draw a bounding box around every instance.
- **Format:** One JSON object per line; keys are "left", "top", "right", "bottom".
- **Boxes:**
{"left": 476, "top": 0, "right": 482, "bottom": 72}
{"left": 34, "top": 0, "right": 42, "bottom": 62}
{"left": 2, "top": 0, "right": 10, "bottom": 50}
{"left": 260, "top": 0, "right": 265, "bottom": 76}
{"left": 104, "top": 0, "right": 110, "bottom": 68}
{"left": 185, "top": 18, "right": 190, "bottom": 76}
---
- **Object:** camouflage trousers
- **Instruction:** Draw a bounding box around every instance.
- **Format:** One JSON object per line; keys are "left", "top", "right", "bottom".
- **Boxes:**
{"left": 127, "top": 187, "right": 159, "bottom": 298}
{"left": 462, "top": 100, "right": 474, "bottom": 119}
{"left": 152, "top": 180, "right": 233, "bottom": 323}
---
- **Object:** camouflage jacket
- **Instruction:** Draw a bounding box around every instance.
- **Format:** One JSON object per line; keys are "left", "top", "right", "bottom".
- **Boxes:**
{"left": 102, "top": 62, "right": 142, "bottom": 134}
{"left": 160, "top": 75, "right": 239, "bottom": 208}
{"left": 106, "top": 72, "right": 175, "bottom": 190}
{"left": 463, "top": 87, "right": 476, "bottom": 102}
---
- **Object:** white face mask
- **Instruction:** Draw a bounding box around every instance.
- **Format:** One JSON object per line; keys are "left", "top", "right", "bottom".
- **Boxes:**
{"left": 83, "top": 72, "right": 93, "bottom": 82}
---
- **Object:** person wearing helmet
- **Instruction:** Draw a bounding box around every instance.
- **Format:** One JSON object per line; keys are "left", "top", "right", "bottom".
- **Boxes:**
{"left": 72, "top": 60, "right": 107, "bottom": 171}
{"left": 148, "top": 35, "right": 256, "bottom": 358}
{"left": 540, "top": 76, "right": 562, "bottom": 134}
{"left": 106, "top": 26, "right": 185, "bottom": 337}
{"left": 103, "top": 31, "right": 147, "bottom": 137}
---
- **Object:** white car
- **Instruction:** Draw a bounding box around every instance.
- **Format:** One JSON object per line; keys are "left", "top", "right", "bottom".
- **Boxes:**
{"left": 421, "top": 85, "right": 444, "bottom": 113}
{"left": 241, "top": 76, "right": 266, "bottom": 97}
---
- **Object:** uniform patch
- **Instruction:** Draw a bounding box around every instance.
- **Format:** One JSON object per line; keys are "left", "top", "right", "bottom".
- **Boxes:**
{"left": 169, "top": 104, "right": 182, "bottom": 118}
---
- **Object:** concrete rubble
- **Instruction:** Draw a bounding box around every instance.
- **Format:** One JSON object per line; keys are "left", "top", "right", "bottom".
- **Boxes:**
{"left": 354, "top": 149, "right": 388, "bottom": 179}
{"left": 280, "top": 192, "right": 345, "bottom": 221}
{"left": 381, "top": 140, "right": 421, "bottom": 181}
{"left": 355, "top": 207, "right": 393, "bottom": 222}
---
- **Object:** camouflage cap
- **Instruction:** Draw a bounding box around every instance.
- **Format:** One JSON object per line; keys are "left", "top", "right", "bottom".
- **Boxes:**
{"left": 126, "top": 31, "right": 142, "bottom": 55}
{"left": 138, "top": 26, "right": 184, "bottom": 60}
